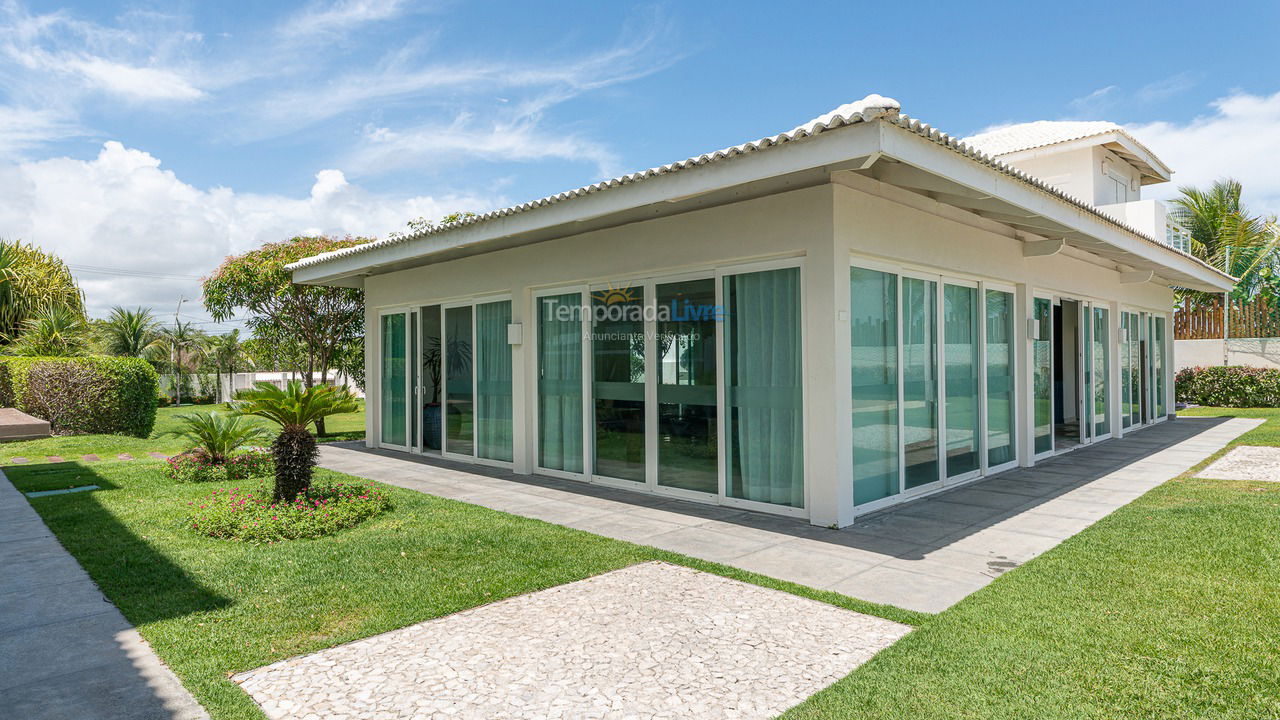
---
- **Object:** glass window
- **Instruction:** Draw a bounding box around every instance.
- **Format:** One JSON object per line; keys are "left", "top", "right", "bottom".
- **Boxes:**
{"left": 1033, "top": 297, "right": 1053, "bottom": 454}
{"left": 985, "top": 290, "right": 1016, "bottom": 467}
{"left": 944, "top": 284, "right": 980, "bottom": 478}
{"left": 1093, "top": 307, "right": 1110, "bottom": 437}
{"left": 1120, "top": 313, "right": 1132, "bottom": 429}
{"left": 656, "top": 279, "right": 718, "bottom": 494}
{"left": 903, "top": 277, "right": 940, "bottom": 488}
{"left": 476, "top": 301, "right": 513, "bottom": 462}
{"left": 724, "top": 267, "right": 803, "bottom": 507}
{"left": 851, "top": 267, "right": 899, "bottom": 505}
{"left": 380, "top": 313, "right": 407, "bottom": 447}
{"left": 592, "top": 286, "right": 646, "bottom": 482}
{"left": 444, "top": 306, "right": 474, "bottom": 455}
{"left": 538, "top": 293, "right": 583, "bottom": 472}
{"left": 1153, "top": 316, "right": 1166, "bottom": 418}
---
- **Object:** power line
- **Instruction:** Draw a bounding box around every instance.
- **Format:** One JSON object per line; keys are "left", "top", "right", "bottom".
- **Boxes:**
{"left": 70, "top": 264, "right": 203, "bottom": 281}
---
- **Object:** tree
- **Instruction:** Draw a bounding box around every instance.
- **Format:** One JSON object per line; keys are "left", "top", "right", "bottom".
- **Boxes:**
{"left": 387, "top": 211, "right": 477, "bottom": 240}
{"left": 153, "top": 321, "right": 208, "bottom": 405}
{"left": 1169, "top": 179, "right": 1280, "bottom": 302}
{"left": 0, "top": 240, "right": 86, "bottom": 343}
{"left": 207, "top": 330, "right": 252, "bottom": 402}
{"left": 98, "top": 306, "right": 161, "bottom": 357}
{"left": 203, "top": 236, "right": 370, "bottom": 432}
{"left": 230, "top": 381, "right": 358, "bottom": 501}
{"left": 6, "top": 304, "right": 90, "bottom": 356}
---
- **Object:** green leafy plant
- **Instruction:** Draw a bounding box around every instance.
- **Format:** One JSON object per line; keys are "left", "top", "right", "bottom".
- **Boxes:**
{"left": 6, "top": 304, "right": 90, "bottom": 356}
{"left": 1175, "top": 365, "right": 1280, "bottom": 408}
{"left": 0, "top": 356, "right": 159, "bottom": 436}
{"left": 152, "top": 320, "right": 208, "bottom": 405}
{"left": 98, "top": 306, "right": 161, "bottom": 357}
{"left": 165, "top": 410, "right": 273, "bottom": 464}
{"left": 166, "top": 449, "right": 274, "bottom": 483}
{"left": 185, "top": 480, "right": 390, "bottom": 542}
{"left": 0, "top": 239, "right": 86, "bottom": 343}
{"left": 230, "top": 380, "right": 359, "bottom": 502}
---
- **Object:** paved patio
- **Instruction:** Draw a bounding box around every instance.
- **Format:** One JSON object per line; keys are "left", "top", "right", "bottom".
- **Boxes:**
{"left": 234, "top": 562, "right": 910, "bottom": 719}
{"left": 319, "top": 417, "right": 1260, "bottom": 613}
{"left": 0, "top": 471, "right": 207, "bottom": 720}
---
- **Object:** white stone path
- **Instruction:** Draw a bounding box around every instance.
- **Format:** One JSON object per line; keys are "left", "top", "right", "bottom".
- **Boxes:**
{"left": 234, "top": 562, "right": 910, "bottom": 720}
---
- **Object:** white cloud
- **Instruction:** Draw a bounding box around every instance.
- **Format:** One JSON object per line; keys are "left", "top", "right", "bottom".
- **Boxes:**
{"left": 0, "top": 142, "right": 497, "bottom": 321}
{"left": 0, "top": 105, "right": 80, "bottom": 153}
{"left": 65, "top": 56, "right": 204, "bottom": 101}
{"left": 1128, "top": 91, "right": 1280, "bottom": 214}
{"left": 281, "top": 0, "right": 407, "bottom": 38}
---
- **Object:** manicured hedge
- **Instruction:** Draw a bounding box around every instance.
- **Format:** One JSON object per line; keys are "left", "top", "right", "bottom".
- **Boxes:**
{"left": 1175, "top": 365, "right": 1280, "bottom": 408}
{"left": 0, "top": 356, "right": 160, "bottom": 437}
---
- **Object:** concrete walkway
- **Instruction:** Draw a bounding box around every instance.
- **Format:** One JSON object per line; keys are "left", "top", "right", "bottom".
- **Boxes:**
{"left": 0, "top": 471, "right": 207, "bottom": 720}
{"left": 319, "top": 417, "right": 1260, "bottom": 613}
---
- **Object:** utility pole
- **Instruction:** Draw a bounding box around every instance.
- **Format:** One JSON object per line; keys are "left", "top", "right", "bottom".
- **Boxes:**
{"left": 174, "top": 297, "right": 186, "bottom": 406}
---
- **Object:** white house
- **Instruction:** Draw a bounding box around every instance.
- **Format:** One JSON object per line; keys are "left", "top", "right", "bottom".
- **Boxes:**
{"left": 289, "top": 95, "right": 1233, "bottom": 528}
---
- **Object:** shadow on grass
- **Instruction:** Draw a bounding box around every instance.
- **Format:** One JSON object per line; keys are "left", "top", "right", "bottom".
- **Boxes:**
{"left": 8, "top": 463, "right": 231, "bottom": 626}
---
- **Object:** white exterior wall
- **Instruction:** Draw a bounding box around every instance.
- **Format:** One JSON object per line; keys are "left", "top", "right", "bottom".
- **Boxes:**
{"left": 361, "top": 179, "right": 1177, "bottom": 527}
{"left": 1175, "top": 338, "right": 1280, "bottom": 370}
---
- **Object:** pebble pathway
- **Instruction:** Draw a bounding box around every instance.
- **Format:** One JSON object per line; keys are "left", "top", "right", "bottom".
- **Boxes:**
{"left": 233, "top": 562, "right": 911, "bottom": 720}
{"left": 1, "top": 451, "right": 171, "bottom": 465}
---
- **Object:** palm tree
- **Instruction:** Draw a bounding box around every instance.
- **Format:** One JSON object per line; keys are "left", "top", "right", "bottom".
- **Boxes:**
{"left": 165, "top": 411, "right": 273, "bottom": 464}
{"left": 6, "top": 304, "right": 90, "bottom": 356}
{"left": 207, "top": 330, "right": 252, "bottom": 402}
{"left": 230, "top": 381, "right": 359, "bottom": 501}
{"left": 99, "top": 306, "right": 161, "bottom": 357}
{"left": 153, "top": 321, "right": 208, "bottom": 405}
{"left": 1169, "top": 179, "right": 1279, "bottom": 300}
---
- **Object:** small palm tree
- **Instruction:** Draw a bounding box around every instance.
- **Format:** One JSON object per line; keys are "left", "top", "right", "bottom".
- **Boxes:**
{"left": 100, "top": 306, "right": 161, "bottom": 357}
{"left": 6, "top": 304, "right": 90, "bottom": 356}
{"left": 166, "top": 411, "right": 273, "bottom": 464}
{"left": 153, "top": 321, "right": 207, "bottom": 405}
{"left": 230, "top": 381, "right": 358, "bottom": 501}
{"left": 207, "top": 330, "right": 252, "bottom": 402}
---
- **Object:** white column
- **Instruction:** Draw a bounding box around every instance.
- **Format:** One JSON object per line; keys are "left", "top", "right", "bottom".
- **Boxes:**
{"left": 512, "top": 286, "right": 533, "bottom": 474}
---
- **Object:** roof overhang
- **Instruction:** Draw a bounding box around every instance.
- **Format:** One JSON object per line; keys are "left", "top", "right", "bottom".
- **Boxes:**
{"left": 292, "top": 119, "right": 1232, "bottom": 293}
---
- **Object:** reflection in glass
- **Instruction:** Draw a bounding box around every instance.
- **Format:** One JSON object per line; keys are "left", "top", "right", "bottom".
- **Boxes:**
{"left": 445, "top": 306, "right": 473, "bottom": 455}
{"left": 656, "top": 279, "right": 717, "bottom": 493}
{"left": 476, "top": 301, "right": 513, "bottom": 462}
{"left": 538, "top": 294, "right": 583, "bottom": 472}
{"left": 1033, "top": 297, "right": 1053, "bottom": 454}
{"left": 1153, "top": 316, "right": 1166, "bottom": 418}
{"left": 1093, "top": 307, "right": 1110, "bottom": 437}
{"left": 851, "top": 267, "right": 899, "bottom": 505}
{"left": 944, "top": 284, "right": 980, "bottom": 477}
{"left": 380, "top": 313, "right": 407, "bottom": 447}
{"left": 985, "top": 290, "right": 1015, "bottom": 467}
{"left": 592, "top": 286, "right": 646, "bottom": 482}
{"left": 903, "top": 277, "right": 939, "bottom": 488}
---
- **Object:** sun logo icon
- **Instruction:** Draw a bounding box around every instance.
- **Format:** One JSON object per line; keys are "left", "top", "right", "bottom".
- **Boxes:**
{"left": 592, "top": 284, "right": 637, "bottom": 305}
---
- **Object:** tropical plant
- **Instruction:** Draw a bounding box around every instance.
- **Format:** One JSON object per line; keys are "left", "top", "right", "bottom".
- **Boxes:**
{"left": 6, "top": 304, "right": 91, "bottom": 356}
{"left": 153, "top": 321, "right": 207, "bottom": 405}
{"left": 98, "top": 306, "right": 161, "bottom": 357}
{"left": 0, "top": 239, "right": 86, "bottom": 343}
{"left": 207, "top": 329, "right": 253, "bottom": 402}
{"left": 230, "top": 380, "right": 359, "bottom": 502}
{"left": 165, "top": 410, "right": 273, "bottom": 464}
{"left": 1169, "top": 179, "right": 1280, "bottom": 302}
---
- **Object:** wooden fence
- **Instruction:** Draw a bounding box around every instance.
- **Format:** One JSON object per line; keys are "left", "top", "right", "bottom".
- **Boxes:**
{"left": 1174, "top": 297, "right": 1280, "bottom": 339}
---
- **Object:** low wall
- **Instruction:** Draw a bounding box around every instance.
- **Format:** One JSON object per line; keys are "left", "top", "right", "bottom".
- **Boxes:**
{"left": 1174, "top": 338, "right": 1280, "bottom": 370}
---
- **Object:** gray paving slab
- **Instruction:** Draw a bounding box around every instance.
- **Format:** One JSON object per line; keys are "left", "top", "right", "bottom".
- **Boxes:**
{"left": 0, "top": 470, "right": 208, "bottom": 720}
{"left": 318, "top": 417, "right": 1261, "bottom": 613}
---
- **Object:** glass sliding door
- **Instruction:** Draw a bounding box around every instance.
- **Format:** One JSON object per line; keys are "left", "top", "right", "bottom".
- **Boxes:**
{"left": 444, "top": 306, "right": 474, "bottom": 455}
{"left": 1033, "top": 297, "right": 1053, "bottom": 455}
{"left": 538, "top": 293, "right": 584, "bottom": 473}
{"left": 903, "top": 277, "right": 940, "bottom": 489}
{"left": 985, "top": 289, "right": 1016, "bottom": 468}
{"left": 656, "top": 279, "right": 718, "bottom": 494}
{"left": 1120, "top": 312, "right": 1133, "bottom": 430}
{"left": 723, "top": 267, "right": 803, "bottom": 508}
{"left": 1153, "top": 316, "right": 1167, "bottom": 419}
{"left": 379, "top": 312, "right": 409, "bottom": 448}
{"left": 851, "top": 266, "right": 899, "bottom": 506}
{"left": 943, "top": 283, "right": 980, "bottom": 478}
{"left": 476, "top": 300, "right": 513, "bottom": 462}
{"left": 1092, "top": 306, "right": 1110, "bottom": 438}
{"left": 591, "top": 286, "right": 646, "bottom": 482}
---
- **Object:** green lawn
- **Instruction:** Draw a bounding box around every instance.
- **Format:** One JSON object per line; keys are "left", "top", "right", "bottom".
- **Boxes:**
{"left": 0, "top": 400, "right": 365, "bottom": 464}
{"left": 5, "top": 408, "right": 1278, "bottom": 719}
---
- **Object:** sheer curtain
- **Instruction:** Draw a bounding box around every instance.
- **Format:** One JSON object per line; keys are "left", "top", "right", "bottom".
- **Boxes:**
{"left": 379, "top": 313, "right": 407, "bottom": 446}
{"left": 476, "top": 301, "right": 513, "bottom": 462}
{"left": 538, "top": 293, "right": 583, "bottom": 472}
{"left": 724, "top": 267, "right": 803, "bottom": 508}
{"left": 851, "top": 266, "right": 898, "bottom": 506}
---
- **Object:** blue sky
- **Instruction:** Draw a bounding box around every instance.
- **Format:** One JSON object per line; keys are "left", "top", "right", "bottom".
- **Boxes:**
{"left": 2, "top": 0, "right": 1279, "bottom": 322}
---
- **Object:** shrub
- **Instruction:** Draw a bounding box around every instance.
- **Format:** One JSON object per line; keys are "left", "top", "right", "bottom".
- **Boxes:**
{"left": 165, "top": 410, "right": 273, "bottom": 463}
{"left": 166, "top": 449, "right": 274, "bottom": 483}
{"left": 0, "top": 356, "right": 159, "bottom": 436}
{"left": 185, "top": 480, "right": 391, "bottom": 542}
{"left": 1175, "top": 365, "right": 1280, "bottom": 408}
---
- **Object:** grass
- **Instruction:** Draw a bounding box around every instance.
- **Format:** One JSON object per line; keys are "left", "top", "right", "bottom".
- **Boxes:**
{"left": 5, "top": 459, "right": 922, "bottom": 720}
{"left": 781, "top": 407, "right": 1280, "bottom": 719}
{"left": 0, "top": 400, "right": 365, "bottom": 464}
{"left": 7, "top": 406, "right": 1278, "bottom": 719}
